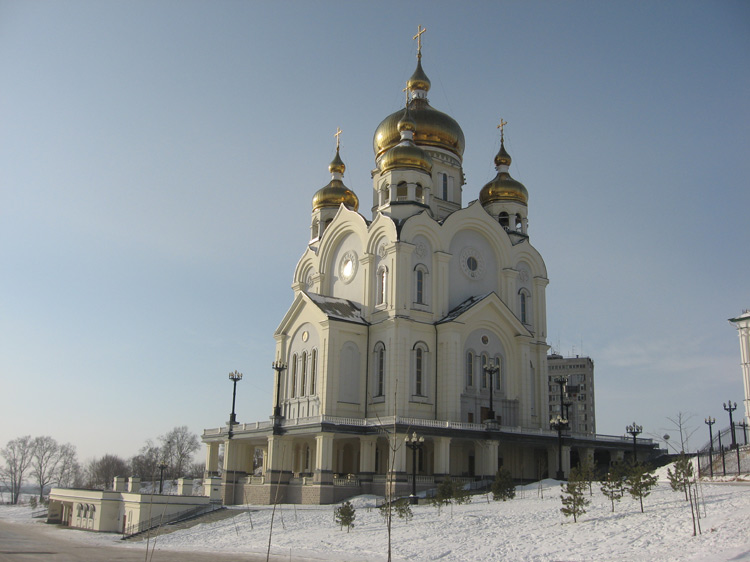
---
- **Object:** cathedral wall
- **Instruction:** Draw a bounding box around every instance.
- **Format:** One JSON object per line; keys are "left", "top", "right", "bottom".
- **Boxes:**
{"left": 328, "top": 233, "right": 364, "bottom": 302}
{"left": 447, "top": 229, "right": 500, "bottom": 310}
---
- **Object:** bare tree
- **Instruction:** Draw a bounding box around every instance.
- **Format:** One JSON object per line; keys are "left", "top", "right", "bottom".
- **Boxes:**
{"left": 130, "top": 440, "right": 162, "bottom": 480}
{"left": 1, "top": 436, "right": 34, "bottom": 504}
{"left": 30, "top": 436, "right": 63, "bottom": 501}
{"left": 661, "top": 412, "right": 700, "bottom": 454}
{"left": 55, "top": 444, "right": 82, "bottom": 488}
{"left": 86, "top": 454, "right": 130, "bottom": 489}
{"left": 159, "top": 426, "right": 200, "bottom": 478}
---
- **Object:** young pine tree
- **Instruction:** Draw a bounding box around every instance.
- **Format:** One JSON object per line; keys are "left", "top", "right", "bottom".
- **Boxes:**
{"left": 491, "top": 468, "right": 516, "bottom": 501}
{"left": 451, "top": 479, "right": 471, "bottom": 505}
{"left": 560, "top": 467, "right": 590, "bottom": 523}
{"left": 667, "top": 453, "right": 694, "bottom": 501}
{"left": 430, "top": 478, "right": 454, "bottom": 515}
{"left": 576, "top": 458, "right": 597, "bottom": 496}
{"left": 393, "top": 498, "right": 413, "bottom": 522}
{"left": 334, "top": 501, "right": 356, "bottom": 532}
{"left": 625, "top": 463, "right": 658, "bottom": 513}
{"left": 600, "top": 464, "right": 626, "bottom": 513}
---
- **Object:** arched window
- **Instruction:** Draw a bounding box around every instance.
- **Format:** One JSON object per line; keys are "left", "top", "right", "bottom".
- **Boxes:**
{"left": 442, "top": 173, "right": 448, "bottom": 200}
{"left": 413, "top": 344, "right": 428, "bottom": 396}
{"left": 381, "top": 182, "right": 390, "bottom": 205}
{"left": 290, "top": 353, "right": 298, "bottom": 398}
{"left": 481, "top": 353, "right": 489, "bottom": 388}
{"left": 300, "top": 351, "right": 307, "bottom": 396}
{"left": 466, "top": 351, "right": 474, "bottom": 387}
{"left": 499, "top": 212, "right": 509, "bottom": 229}
{"left": 374, "top": 343, "right": 386, "bottom": 397}
{"left": 414, "top": 265, "right": 428, "bottom": 305}
{"left": 310, "top": 349, "right": 317, "bottom": 395}
{"left": 494, "top": 355, "right": 503, "bottom": 391}
{"left": 519, "top": 289, "right": 531, "bottom": 325}
{"left": 397, "top": 182, "right": 407, "bottom": 201}
{"left": 515, "top": 214, "right": 523, "bottom": 230}
{"left": 376, "top": 266, "right": 388, "bottom": 306}
{"left": 311, "top": 219, "right": 319, "bottom": 240}
{"left": 415, "top": 184, "right": 424, "bottom": 203}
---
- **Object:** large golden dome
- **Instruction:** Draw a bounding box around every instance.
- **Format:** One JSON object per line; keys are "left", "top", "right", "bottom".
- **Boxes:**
{"left": 312, "top": 148, "right": 359, "bottom": 211}
{"left": 479, "top": 142, "right": 528, "bottom": 206}
{"left": 373, "top": 60, "right": 465, "bottom": 159}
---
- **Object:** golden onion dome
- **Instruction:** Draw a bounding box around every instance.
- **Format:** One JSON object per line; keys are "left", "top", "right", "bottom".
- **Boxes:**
{"left": 373, "top": 61, "right": 465, "bottom": 159}
{"left": 312, "top": 148, "right": 359, "bottom": 212}
{"left": 479, "top": 142, "right": 528, "bottom": 206}
{"left": 378, "top": 110, "right": 433, "bottom": 174}
{"left": 407, "top": 58, "right": 431, "bottom": 92}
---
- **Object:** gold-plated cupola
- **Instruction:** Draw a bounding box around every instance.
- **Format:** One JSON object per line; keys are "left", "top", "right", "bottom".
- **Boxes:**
{"left": 312, "top": 129, "right": 359, "bottom": 212}
{"left": 479, "top": 121, "right": 528, "bottom": 206}
{"left": 378, "top": 109, "right": 433, "bottom": 174}
{"left": 373, "top": 26, "right": 465, "bottom": 160}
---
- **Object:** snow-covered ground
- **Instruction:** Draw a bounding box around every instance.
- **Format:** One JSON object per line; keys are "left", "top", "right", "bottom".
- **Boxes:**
{"left": 2, "top": 476, "right": 750, "bottom": 562}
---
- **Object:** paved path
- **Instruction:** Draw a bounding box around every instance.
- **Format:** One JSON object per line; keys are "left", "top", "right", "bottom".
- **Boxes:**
{"left": 0, "top": 519, "right": 303, "bottom": 562}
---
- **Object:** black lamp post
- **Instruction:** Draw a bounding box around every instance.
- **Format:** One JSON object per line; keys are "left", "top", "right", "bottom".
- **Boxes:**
{"left": 228, "top": 370, "right": 243, "bottom": 426}
{"left": 626, "top": 422, "right": 642, "bottom": 464}
{"left": 271, "top": 361, "right": 287, "bottom": 419}
{"left": 723, "top": 400, "right": 738, "bottom": 449}
{"left": 404, "top": 432, "right": 425, "bottom": 505}
{"left": 705, "top": 416, "right": 715, "bottom": 478}
{"left": 550, "top": 414, "right": 568, "bottom": 480}
{"left": 158, "top": 461, "right": 169, "bottom": 494}
{"left": 482, "top": 360, "right": 499, "bottom": 423}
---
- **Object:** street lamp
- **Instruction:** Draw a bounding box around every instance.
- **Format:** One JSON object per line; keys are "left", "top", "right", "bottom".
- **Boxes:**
{"left": 158, "top": 461, "right": 169, "bottom": 494}
{"left": 404, "top": 432, "right": 425, "bottom": 505}
{"left": 550, "top": 414, "right": 568, "bottom": 480}
{"left": 482, "top": 360, "right": 499, "bottom": 423}
{"left": 228, "top": 370, "right": 243, "bottom": 426}
{"left": 723, "top": 400, "right": 738, "bottom": 449}
{"left": 626, "top": 422, "right": 643, "bottom": 464}
{"left": 704, "top": 416, "right": 715, "bottom": 478}
{"left": 271, "top": 361, "right": 287, "bottom": 419}
{"left": 554, "top": 375, "right": 568, "bottom": 416}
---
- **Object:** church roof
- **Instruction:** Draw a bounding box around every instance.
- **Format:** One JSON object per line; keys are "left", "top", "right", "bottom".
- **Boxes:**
{"left": 307, "top": 292, "right": 368, "bottom": 325}
{"left": 438, "top": 292, "right": 494, "bottom": 324}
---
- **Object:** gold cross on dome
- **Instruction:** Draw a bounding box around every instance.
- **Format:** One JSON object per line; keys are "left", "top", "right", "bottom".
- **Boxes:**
{"left": 497, "top": 118, "right": 508, "bottom": 142}
{"left": 334, "top": 127, "right": 342, "bottom": 149}
{"left": 413, "top": 25, "right": 426, "bottom": 57}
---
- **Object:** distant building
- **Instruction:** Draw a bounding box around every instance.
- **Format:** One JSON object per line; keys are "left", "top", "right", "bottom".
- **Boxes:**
{"left": 547, "top": 354, "right": 595, "bottom": 435}
{"left": 729, "top": 310, "right": 750, "bottom": 426}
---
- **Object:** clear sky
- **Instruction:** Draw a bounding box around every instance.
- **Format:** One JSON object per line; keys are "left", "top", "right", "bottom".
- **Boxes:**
{"left": 1, "top": 1, "right": 748, "bottom": 464}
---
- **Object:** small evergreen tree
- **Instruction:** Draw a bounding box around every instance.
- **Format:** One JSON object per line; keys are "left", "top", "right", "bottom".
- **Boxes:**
{"left": 491, "top": 468, "right": 516, "bottom": 501}
{"left": 577, "top": 458, "right": 597, "bottom": 496}
{"left": 393, "top": 498, "right": 413, "bottom": 522}
{"left": 451, "top": 479, "right": 471, "bottom": 505}
{"left": 667, "top": 453, "right": 694, "bottom": 501}
{"left": 625, "top": 463, "right": 658, "bottom": 513}
{"left": 599, "top": 464, "right": 626, "bottom": 513}
{"left": 334, "top": 501, "right": 356, "bottom": 532}
{"left": 430, "top": 478, "right": 454, "bottom": 515}
{"left": 560, "top": 467, "right": 590, "bottom": 523}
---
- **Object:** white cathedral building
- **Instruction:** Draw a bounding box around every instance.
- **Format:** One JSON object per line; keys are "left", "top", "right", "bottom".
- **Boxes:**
{"left": 202, "top": 38, "right": 652, "bottom": 505}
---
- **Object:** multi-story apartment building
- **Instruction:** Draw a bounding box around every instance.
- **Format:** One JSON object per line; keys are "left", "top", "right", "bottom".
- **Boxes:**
{"left": 548, "top": 354, "right": 595, "bottom": 435}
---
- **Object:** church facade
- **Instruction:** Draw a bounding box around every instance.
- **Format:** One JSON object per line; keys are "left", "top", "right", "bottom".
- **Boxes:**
{"left": 202, "top": 37, "right": 652, "bottom": 505}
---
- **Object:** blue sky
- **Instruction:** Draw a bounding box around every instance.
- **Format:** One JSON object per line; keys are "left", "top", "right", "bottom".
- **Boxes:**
{"left": 1, "top": 1, "right": 748, "bottom": 463}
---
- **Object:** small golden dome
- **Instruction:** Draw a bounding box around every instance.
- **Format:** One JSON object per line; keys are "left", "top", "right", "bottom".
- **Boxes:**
{"left": 494, "top": 142, "right": 512, "bottom": 167}
{"left": 312, "top": 148, "right": 359, "bottom": 211}
{"left": 407, "top": 58, "right": 431, "bottom": 92}
{"left": 479, "top": 142, "right": 528, "bottom": 206}
{"left": 312, "top": 180, "right": 360, "bottom": 211}
{"left": 379, "top": 142, "right": 433, "bottom": 174}
{"left": 329, "top": 148, "right": 346, "bottom": 175}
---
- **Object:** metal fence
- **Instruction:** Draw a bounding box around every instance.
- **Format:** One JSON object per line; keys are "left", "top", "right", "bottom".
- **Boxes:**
{"left": 696, "top": 424, "right": 749, "bottom": 478}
